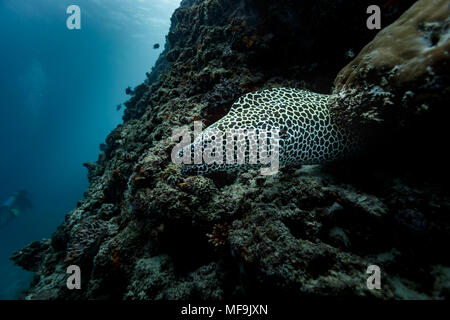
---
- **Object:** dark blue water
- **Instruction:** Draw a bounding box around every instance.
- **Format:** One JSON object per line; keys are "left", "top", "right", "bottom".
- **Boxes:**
{"left": 0, "top": 0, "right": 180, "bottom": 299}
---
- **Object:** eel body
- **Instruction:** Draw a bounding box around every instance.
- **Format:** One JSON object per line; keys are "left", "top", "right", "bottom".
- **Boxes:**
{"left": 178, "top": 88, "right": 361, "bottom": 175}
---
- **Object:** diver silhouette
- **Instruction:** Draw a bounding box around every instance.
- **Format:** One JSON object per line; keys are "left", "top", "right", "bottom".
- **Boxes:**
{"left": 0, "top": 190, "right": 32, "bottom": 230}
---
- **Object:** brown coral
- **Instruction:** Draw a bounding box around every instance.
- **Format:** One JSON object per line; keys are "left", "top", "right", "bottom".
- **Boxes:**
{"left": 242, "top": 35, "right": 257, "bottom": 48}
{"left": 331, "top": 0, "right": 450, "bottom": 131}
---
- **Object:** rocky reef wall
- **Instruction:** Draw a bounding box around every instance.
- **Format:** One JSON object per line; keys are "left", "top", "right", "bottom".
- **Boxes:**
{"left": 12, "top": 0, "right": 450, "bottom": 300}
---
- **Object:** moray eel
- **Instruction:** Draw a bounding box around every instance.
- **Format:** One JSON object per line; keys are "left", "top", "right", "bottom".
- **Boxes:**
{"left": 179, "top": 87, "right": 362, "bottom": 176}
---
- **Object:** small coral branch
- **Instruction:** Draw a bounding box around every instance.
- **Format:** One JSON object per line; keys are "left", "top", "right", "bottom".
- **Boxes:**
{"left": 207, "top": 223, "right": 229, "bottom": 247}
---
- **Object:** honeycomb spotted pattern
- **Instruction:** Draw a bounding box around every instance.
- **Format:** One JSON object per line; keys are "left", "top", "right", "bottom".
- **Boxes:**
{"left": 180, "top": 88, "right": 362, "bottom": 175}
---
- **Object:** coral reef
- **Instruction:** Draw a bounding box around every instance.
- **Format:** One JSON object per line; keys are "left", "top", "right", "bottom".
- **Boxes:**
{"left": 11, "top": 0, "right": 449, "bottom": 300}
{"left": 330, "top": 0, "right": 450, "bottom": 132}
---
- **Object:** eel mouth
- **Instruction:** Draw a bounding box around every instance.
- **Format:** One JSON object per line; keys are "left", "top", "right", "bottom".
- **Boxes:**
{"left": 180, "top": 165, "right": 204, "bottom": 176}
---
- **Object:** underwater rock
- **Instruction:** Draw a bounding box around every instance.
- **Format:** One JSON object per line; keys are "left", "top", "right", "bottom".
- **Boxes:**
{"left": 330, "top": 0, "right": 450, "bottom": 132}
{"left": 11, "top": 240, "right": 51, "bottom": 273}
{"left": 125, "top": 86, "right": 135, "bottom": 95}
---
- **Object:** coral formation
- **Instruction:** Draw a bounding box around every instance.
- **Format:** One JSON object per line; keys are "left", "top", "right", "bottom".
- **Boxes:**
{"left": 330, "top": 0, "right": 450, "bottom": 132}
{"left": 207, "top": 223, "right": 229, "bottom": 247}
{"left": 11, "top": 0, "right": 449, "bottom": 300}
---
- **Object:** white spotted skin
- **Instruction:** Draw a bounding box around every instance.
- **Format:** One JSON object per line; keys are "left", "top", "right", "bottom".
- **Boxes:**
{"left": 180, "top": 88, "right": 362, "bottom": 175}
